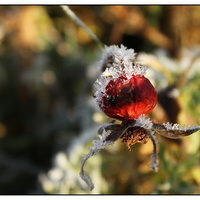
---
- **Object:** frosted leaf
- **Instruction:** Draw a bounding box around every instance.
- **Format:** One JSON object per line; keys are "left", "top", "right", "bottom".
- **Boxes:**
{"left": 152, "top": 123, "right": 200, "bottom": 139}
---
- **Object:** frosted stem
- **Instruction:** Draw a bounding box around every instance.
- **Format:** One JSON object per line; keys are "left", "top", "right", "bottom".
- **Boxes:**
{"left": 80, "top": 151, "right": 96, "bottom": 191}
{"left": 79, "top": 130, "right": 114, "bottom": 190}
{"left": 149, "top": 132, "right": 159, "bottom": 172}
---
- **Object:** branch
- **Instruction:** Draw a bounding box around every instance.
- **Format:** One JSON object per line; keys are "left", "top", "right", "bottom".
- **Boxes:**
{"left": 61, "top": 6, "right": 103, "bottom": 49}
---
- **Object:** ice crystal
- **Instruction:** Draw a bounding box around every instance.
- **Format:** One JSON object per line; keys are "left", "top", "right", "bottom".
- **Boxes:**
{"left": 163, "top": 122, "right": 182, "bottom": 130}
{"left": 93, "top": 76, "right": 112, "bottom": 107}
{"left": 94, "top": 45, "right": 148, "bottom": 108}
{"left": 98, "top": 44, "right": 146, "bottom": 79}
{"left": 99, "top": 44, "right": 136, "bottom": 71}
{"left": 162, "top": 122, "right": 200, "bottom": 132}
{"left": 134, "top": 115, "right": 153, "bottom": 130}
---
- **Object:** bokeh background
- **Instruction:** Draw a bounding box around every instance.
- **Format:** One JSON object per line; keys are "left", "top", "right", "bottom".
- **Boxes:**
{"left": 0, "top": 5, "right": 200, "bottom": 194}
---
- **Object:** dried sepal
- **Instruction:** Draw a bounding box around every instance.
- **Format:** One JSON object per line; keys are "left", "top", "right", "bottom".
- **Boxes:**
{"left": 105, "top": 120, "right": 135, "bottom": 142}
{"left": 152, "top": 122, "right": 200, "bottom": 139}
{"left": 97, "top": 123, "right": 121, "bottom": 135}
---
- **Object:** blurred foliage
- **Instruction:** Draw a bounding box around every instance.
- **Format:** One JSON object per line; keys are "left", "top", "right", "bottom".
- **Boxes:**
{"left": 0, "top": 5, "right": 199, "bottom": 194}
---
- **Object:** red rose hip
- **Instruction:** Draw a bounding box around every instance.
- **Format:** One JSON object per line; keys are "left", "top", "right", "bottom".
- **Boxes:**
{"left": 98, "top": 75, "right": 157, "bottom": 121}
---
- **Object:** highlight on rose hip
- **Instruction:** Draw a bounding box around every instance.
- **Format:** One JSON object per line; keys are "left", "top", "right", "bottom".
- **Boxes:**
{"left": 79, "top": 44, "right": 200, "bottom": 191}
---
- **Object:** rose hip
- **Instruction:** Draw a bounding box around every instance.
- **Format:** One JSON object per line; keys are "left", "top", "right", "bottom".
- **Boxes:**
{"left": 99, "top": 75, "right": 157, "bottom": 121}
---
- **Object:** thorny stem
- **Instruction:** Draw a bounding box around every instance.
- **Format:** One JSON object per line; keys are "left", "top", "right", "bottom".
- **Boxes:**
{"left": 61, "top": 6, "right": 104, "bottom": 49}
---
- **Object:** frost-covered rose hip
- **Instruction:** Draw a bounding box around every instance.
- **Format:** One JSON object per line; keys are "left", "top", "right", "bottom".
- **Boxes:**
{"left": 99, "top": 74, "right": 157, "bottom": 121}
{"left": 80, "top": 45, "right": 200, "bottom": 191}
{"left": 94, "top": 44, "right": 157, "bottom": 121}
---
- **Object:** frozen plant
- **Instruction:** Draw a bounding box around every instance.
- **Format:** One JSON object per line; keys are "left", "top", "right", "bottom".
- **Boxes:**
{"left": 80, "top": 45, "right": 200, "bottom": 191}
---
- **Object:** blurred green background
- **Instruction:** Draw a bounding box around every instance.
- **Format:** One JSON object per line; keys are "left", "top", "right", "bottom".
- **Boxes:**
{"left": 0, "top": 5, "right": 199, "bottom": 194}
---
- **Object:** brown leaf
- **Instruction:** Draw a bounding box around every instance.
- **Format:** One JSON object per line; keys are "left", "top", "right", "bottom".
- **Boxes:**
{"left": 152, "top": 123, "right": 200, "bottom": 139}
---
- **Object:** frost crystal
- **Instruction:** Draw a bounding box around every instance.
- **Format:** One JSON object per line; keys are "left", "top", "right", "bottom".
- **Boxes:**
{"left": 163, "top": 122, "right": 200, "bottom": 132}
{"left": 163, "top": 122, "right": 199, "bottom": 131}
{"left": 98, "top": 44, "right": 147, "bottom": 79}
{"left": 93, "top": 76, "right": 112, "bottom": 107}
{"left": 101, "top": 66, "right": 120, "bottom": 79}
{"left": 134, "top": 115, "right": 153, "bottom": 130}
{"left": 162, "top": 122, "right": 199, "bottom": 132}
{"left": 132, "top": 63, "right": 148, "bottom": 76}
{"left": 163, "top": 122, "right": 182, "bottom": 130}
{"left": 90, "top": 129, "right": 114, "bottom": 152}
{"left": 94, "top": 45, "right": 148, "bottom": 106}
{"left": 99, "top": 44, "right": 136, "bottom": 70}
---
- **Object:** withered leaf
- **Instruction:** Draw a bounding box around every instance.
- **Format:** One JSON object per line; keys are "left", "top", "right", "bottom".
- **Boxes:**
{"left": 152, "top": 123, "right": 200, "bottom": 139}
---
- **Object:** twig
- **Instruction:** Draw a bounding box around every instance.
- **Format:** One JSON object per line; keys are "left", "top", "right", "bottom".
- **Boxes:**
{"left": 61, "top": 5, "right": 104, "bottom": 49}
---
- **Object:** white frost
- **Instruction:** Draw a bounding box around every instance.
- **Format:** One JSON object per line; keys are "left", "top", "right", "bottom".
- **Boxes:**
{"left": 163, "top": 122, "right": 200, "bottom": 132}
{"left": 98, "top": 45, "right": 147, "bottom": 79}
{"left": 134, "top": 115, "right": 153, "bottom": 130}
{"left": 94, "top": 45, "right": 148, "bottom": 105}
